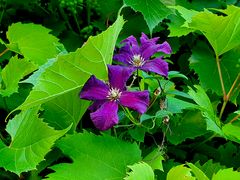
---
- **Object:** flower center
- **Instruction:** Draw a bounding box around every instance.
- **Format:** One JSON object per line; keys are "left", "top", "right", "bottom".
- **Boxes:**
{"left": 107, "top": 88, "right": 122, "bottom": 101}
{"left": 130, "top": 54, "right": 145, "bottom": 67}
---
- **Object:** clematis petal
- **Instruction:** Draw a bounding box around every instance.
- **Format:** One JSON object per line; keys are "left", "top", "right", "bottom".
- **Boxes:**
{"left": 122, "top": 35, "right": 140, "bottom": 55}
{"left": 140, "top": 33, "right": 159, "bottom": 44}
{"left": 140, "top": 33, "right": 172, "bottom": 59}
{"left": 140, "top": 41, "right": 161, "bottom": 60}
{"left": 157, "top": 41, "right": 172, "bottom": 54}
{"left": 80, "top": 75, "right": 109, "bottom": 100}
{"left": 140, "top": 57, "right": 168, "bottom": 77}
{"left": 108, "top": 65, "right": 134, "bottom": 90}
{"left": 140, "top": 33, "right": 161, "bottom": 60}
{"left": 88, "top": 100, "right": 107, "bottom": 112}
{"left": 90, "top": 101, "right": 119, "bottom": 131}
{"left": 119, "top": 90, "right": 149, "bottom": 114}
{"left": 113, "top": 43, "right": 133, "bottom": 65}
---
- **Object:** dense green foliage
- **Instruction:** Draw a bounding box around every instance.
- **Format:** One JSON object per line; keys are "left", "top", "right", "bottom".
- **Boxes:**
{"left": 0, "top": 0, "right": 239, "bottom": 179}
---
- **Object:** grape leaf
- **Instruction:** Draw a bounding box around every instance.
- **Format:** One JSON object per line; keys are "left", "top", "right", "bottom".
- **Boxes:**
{"left": 167, "top": 165, "right": 195, "bottom": 180}
{"left": 166, "top": 111, "right": 207, "bottom": 145}
{"left": 47, "top": 131, "right": 141, "bottom": 180}
{"left": 21, "top": 58, "right": 57, "bottom": 86}
{"left": 143, "top": 148, "right": 164, "bottom": 171}
{"left": 0, "top": 56, "right": 37, "bottom": 97}
{"left": 189, "top": 42, "right": 240, "bottom": 104}
{"left": 6, "top": 23, "right": 62, "bottom": 65}
{"left": 124, "top": 0, "right": 173, "bottom": 34}
{"left": 212, "top": 168, "right": 240, "bottom": 180}
{"left": 189, "top": 6, "right": 240, "bottom": 55}
{"left": 16, "top": 16, "right": 125, "bottom": 111}
{"left": 124, "top": 162, "right": 154, "bottom": 180}
{"left": 0, "top": 106, "right": 71, "bottom": 175}
{"left": 42, "top": 89, "right": 90, "bottom": 132}
{"left": 188, "top": 86, "right": 224, "bottom": 136}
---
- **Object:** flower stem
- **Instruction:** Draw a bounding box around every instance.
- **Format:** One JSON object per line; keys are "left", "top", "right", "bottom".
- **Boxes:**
{"left": 0, "top": 48, "right": 9, "bottom": 57}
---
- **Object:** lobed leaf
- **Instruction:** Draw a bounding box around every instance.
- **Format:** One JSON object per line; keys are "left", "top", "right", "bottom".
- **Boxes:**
{"left": 0, "top": 106, "right": 71, "bottom": 175}
{"left": 47, "top": 131, "right": 141, "bottom": 180}
{"left": 189, "top": 6, "right": 240, "bottom": 55}
{"left": 0, "top": 56, "right": 37, "bottom": 96}
{"left": 6, "top": 23, "right": 62, "bottom": 65}
{"left": 124, "top": 0, "right": 173, "bottom": 34}
{"left": 189, "top": 42, "right": 240, "bottom": 104}
{"left": 42, "top": 89, "right": 90, "bottom": 132}
{"left": 16, "top": 16, "right": 125, "bottom": 111}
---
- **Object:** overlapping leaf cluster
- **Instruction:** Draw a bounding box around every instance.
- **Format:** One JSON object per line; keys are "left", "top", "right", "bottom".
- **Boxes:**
{"left": 0, "top": 0, "right": 239, "bottom": 179}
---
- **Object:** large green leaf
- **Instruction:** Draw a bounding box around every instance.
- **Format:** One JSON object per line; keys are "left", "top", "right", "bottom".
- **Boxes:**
{"left": 189, "top": 42, "right": 240, "bottom": 103}
{"left": 42, "top": 89, "right": 90, "bottom": 132}
{"left": 16, "top": 16, "right": 125, "bottom": 111}
{"left": 188, "top": 86, "right": 223, "bottom": 136}
{"left": 6, "top": 23, "right": 62, "bottom": 65}
{"left": 212, "top": 168, "right": 240, "bottom": 180}
{"left": 124, "top": 0, "right": 173, "bottom": 34}
{"left": 124, "top": 162, "right": 154, "bottom": 180}
{"left": 47, "top": 131, "right": 141, "bottom": 180}
{"left": 189, "top": 6, "right": 240, "bottom": 55}
{"left": 0, "top": 56, "right": 37, "bottom": 97}
{"left": 166, "top": 111, "right": 207, "bottom": 145}
{"left": 0, "top": 107, "right": 71, "bottom": 175}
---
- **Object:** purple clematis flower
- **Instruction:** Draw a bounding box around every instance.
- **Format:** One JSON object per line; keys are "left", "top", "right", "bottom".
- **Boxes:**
{"left": 114, "top": 33, "right": 172, "bottom": 77}
{"left": 80, "top": 65, "right": 149, "bottom": 131}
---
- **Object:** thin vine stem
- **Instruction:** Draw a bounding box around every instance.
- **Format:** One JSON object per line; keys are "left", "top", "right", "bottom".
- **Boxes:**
{"left": 226, "top": 73, "right": 240, "bottom": 100}
{"left": 73, "top": 13, "right": 81, "bottom": 35}
{"left": 229, "top": 114, "right": 240, "bottom": 124}
{"left": 0, "top": 48, "right": 9, "bottom": 57}
{"left": 219, "top": 73, "right": 240, "bottom": 119}
{"left": 216, "top": 55, "right": 226, "bottom": 99}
